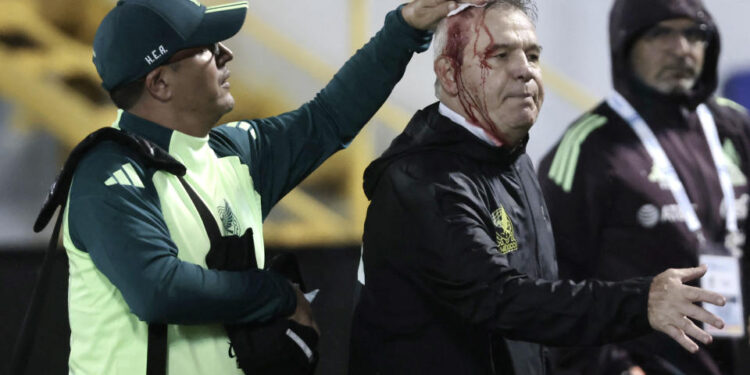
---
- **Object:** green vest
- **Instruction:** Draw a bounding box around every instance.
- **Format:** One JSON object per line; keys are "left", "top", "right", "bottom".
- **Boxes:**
{"left": 63, "top": 7, "right": 430, "bottom": 373}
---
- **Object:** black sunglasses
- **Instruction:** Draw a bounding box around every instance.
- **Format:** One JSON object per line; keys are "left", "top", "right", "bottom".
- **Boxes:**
{"left": 166, "top": 43, "right": 223, "bottom": 65}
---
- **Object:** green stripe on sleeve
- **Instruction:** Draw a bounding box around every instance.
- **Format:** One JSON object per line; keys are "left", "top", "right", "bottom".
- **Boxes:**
{"left": 548, "top": 114, "right": 596, "bottom": 184}
{"left": 716, "top": 97, "right": 748, "bottom": 114}
{"left": 113, "top": 170, "right": 130, "bottom": 186}
{"left": 123, "top": 163, "right": 145, "bottom": 188}
{"left": 560, "top": 116, "right": 608, "bottom": 192}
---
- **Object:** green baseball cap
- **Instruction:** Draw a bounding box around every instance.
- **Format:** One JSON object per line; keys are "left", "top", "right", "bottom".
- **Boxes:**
{"left": 93, "top": 0, "right": 248, "bottom": 91}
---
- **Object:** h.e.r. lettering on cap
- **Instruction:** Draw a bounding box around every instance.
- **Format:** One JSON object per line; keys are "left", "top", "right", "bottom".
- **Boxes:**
{"left": 144, "top": 45, "right": 169, "bottom": 66}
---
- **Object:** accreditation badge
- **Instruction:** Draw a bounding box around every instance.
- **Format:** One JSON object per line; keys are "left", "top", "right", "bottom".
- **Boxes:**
{"left": 700, "top": 254, "right": 745, "bottom": 338}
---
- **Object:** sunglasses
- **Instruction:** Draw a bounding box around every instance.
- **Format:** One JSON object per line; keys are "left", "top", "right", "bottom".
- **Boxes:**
{"left": 118, "top": 44, "right": 224, "bottom": 90}
{"left": 642, "top": 24, "right": 712, "bottom": 44}
{"left": 166, "top": 43, "right": 223, "bottom": 65}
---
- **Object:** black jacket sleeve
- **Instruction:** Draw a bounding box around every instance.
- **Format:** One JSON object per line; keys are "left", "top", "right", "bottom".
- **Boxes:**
{"left": 367, "top": 162, "right": 653, "bottom": 346}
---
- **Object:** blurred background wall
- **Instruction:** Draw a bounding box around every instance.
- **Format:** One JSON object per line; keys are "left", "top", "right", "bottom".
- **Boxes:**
{"left": 1, "top": 0, "right": 749, "bottom": 374}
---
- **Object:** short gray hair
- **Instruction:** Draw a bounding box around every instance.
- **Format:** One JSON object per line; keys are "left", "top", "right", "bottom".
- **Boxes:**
{"left": 432, "top": 0, "right": 538, "bottom": 63}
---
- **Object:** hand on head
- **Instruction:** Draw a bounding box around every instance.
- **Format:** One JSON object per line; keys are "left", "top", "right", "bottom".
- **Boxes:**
{"left": 647, "top": 264, "right": 725, "bottom": 353}
{"left": 401, "top": 0, "right": 488, "bottom": 30}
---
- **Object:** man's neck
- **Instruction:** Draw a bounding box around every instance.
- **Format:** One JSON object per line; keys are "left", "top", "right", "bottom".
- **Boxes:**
{"left": 128, "top": 104, "right": 217, "bottom": 137}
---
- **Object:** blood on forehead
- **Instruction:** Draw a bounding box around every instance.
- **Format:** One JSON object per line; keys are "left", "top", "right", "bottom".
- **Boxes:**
{"left": 441, "top": 6, "right": 513, "bottom": 64}
{"left": 442, "top": 11, "right": 474, "bottom": 66}
{"left": 440, "top": 7, "right": 508, "bottom": 145}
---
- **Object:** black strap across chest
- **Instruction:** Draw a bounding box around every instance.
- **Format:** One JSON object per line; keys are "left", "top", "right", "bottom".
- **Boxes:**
{"left": 177, "top": 176, "right": 224, "bottom": 244}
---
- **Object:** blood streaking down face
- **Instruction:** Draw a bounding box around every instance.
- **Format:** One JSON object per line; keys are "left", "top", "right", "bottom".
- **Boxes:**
{"left": 435, "top": 4, "right": 544, "bottom": 146}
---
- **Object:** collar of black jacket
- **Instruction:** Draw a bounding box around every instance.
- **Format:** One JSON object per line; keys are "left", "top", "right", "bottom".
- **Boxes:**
{"left": 363, "top": 102, "right": 528, "bottom": 199}
{"left": 398, "top": 102, "right": 527, "bottom": 162}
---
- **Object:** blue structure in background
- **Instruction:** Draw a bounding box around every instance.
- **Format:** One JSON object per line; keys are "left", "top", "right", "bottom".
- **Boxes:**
{"left": 724, "top": 70, "right": 750, "bottom": 111}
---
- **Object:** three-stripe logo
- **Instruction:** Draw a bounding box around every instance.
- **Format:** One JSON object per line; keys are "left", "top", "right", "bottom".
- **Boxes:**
{"left": 547, "top": 114, "right": 608, "bottom": 193}
{"left": 104, "top": 163, "right": 144, "bottom": 188}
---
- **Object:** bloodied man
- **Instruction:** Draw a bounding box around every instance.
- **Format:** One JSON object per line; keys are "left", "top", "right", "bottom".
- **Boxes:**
{"left": 349, "top": 1, "right": 728, "bottom": 374}
{"left": 433, "top": 1, "right": 543, "bottom": 145}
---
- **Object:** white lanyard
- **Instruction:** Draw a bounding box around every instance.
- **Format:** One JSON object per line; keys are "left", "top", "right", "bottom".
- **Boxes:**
{"left": 606, "top": 92, "right": 737, "bottom": 241}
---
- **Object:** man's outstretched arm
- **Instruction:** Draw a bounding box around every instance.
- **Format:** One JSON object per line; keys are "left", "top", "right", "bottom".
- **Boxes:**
{"left": 369, "top": 166, "right": 725, "bottom": 352}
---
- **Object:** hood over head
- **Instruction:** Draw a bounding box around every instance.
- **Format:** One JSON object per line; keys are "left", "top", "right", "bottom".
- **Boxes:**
{"left": 609, "top": 0, "right": 720, "bottom": 108}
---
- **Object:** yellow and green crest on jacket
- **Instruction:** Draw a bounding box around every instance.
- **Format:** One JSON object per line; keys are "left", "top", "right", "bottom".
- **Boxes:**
{"left": 492, "top": 206, "right": 518, "bottom": 254}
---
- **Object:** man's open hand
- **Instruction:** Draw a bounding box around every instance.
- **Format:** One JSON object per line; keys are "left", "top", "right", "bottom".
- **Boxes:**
{"left": 648, "top": 265, "right": 726, "bottom": 353}
{"left": 401, "top": 0, "right": 488, "bottom": 31}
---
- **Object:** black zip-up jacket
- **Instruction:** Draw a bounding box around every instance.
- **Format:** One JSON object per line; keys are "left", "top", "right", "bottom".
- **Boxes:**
{"left": 349, "top": 103, "right": 654, "bottom": 375}
{"left": 537, "top": 0, "right": 750, "bottom": 374}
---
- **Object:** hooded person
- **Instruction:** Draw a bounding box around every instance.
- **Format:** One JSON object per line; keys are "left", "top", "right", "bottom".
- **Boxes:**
{"left": 538, "top": 0, "right": 750, "bottom": 373}
{"left": 349, "top": 1, "right": 730, "bottom": 374}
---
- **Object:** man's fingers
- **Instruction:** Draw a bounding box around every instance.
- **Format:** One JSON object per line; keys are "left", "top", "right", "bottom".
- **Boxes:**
{"left": 681, "top": 285, "right": 726, "bottom": 306}
{"left": 402, "top": 0, "right": 493, "bottom": 30}
{"left": 428, "top": 0, "right": 482, "bottom": 5}
{"left": 680, "top": 317, "right": 713, "bottom": 345}
{"left": 435, "top": 1, "right": 458, "bottom": 15}
{"left": 402, "top": 0, "right": 454, "bottom": 30}
{"left": 426, "top": 0, "right": 454, "bottom": 7}
{"left": 664, "top": 324, "right": 700, "bottom": 353}
{"left": 679, "top": 301, "right": 725, "bottom": 329}
{"left": 674, "top": 264, "right": 708, "bottom": 283}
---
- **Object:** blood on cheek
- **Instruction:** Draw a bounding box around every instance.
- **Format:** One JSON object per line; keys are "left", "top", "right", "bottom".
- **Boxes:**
{"left": 442, "top": 13, "right": 507, "bottom": 145}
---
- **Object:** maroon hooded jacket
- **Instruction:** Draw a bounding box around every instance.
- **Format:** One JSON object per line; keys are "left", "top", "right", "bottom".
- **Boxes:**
{"left": 537, "top": 0, "right": 750, "bottom": 374}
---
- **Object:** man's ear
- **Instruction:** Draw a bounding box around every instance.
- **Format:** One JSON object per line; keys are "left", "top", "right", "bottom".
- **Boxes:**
{"left": 144, "top": 67, "right": 172, "bottom": 102}
{"left": 435, "top": 56, "right": 459, "bottom": 96}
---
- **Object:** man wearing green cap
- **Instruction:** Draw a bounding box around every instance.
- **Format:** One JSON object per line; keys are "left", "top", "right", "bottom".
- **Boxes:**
{"left": 60, "top": 0, "right": 478, "bottom": 373}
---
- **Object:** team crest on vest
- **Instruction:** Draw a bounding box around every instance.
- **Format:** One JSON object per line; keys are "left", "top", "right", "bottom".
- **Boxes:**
{"left": 218, "top": 200, "right": 241, "bottom": 236}
{"left": 492, "top": 206, "right": 518, "bottom": 254}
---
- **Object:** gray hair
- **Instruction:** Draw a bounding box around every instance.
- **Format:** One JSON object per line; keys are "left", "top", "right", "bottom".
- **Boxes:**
{"left": 432, "top": 0, "right": 538, "bottom": 63}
